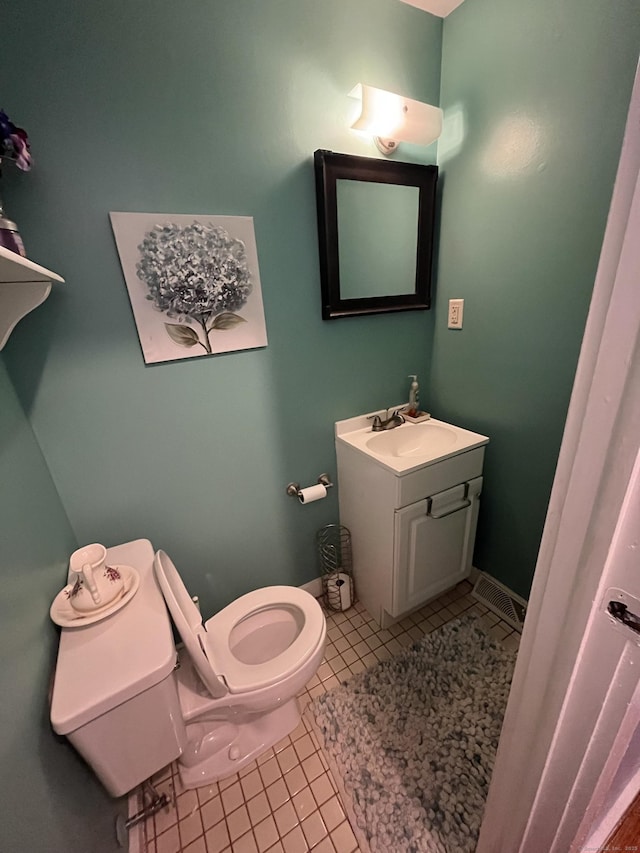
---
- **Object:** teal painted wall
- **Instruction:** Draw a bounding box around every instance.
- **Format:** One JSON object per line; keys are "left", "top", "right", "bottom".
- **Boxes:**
{"left": 0, "top": 357, "right": 125, "bottom": 853}
{"left": 432, "top": 0, "right": 640, "bottom": 598}
{"left": 0, "top": 6, "right": 637, "bottom": 846}
{"left": 1, "top": 0, "right": 442, "bottom": 614}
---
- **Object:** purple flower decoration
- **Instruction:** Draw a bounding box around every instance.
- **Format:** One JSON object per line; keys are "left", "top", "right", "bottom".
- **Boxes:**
{"left": 0, "top": 109, "right": 31, "bottom": 171}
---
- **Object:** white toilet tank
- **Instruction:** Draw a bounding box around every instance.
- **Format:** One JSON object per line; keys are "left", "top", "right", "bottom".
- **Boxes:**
{"left": 50, "top": 539, "right": 187, "bottom": 797}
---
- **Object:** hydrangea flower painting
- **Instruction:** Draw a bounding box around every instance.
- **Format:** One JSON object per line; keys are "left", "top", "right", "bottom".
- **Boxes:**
{"left": 110, "top": 213, "right": 268, "bottom": 363}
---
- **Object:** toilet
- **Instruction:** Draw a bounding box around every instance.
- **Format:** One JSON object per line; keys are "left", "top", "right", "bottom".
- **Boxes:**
{"left": 153, "top": 549, "right": 327, "bottom": 788}
{"left": 50, "top": 539, "right": 326, "bottom": 795}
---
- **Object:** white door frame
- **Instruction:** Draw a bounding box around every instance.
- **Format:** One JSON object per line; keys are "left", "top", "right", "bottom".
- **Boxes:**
{"left": 477, "top": 58, "right": 640, "bottom": 852}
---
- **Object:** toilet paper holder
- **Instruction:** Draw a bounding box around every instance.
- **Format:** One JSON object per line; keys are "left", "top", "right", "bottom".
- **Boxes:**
{"left": 286, "top": 473, "right": 333, "bottom": 499}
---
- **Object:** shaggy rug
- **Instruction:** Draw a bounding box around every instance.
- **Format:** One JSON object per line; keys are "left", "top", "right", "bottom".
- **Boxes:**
{"left": 306, "top": 615, "right": 516, "bottom": 853}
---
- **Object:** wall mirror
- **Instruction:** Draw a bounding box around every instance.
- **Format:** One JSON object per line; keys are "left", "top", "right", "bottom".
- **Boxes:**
{"left": 314, "top": 149, "right": 438, "bottom": 320}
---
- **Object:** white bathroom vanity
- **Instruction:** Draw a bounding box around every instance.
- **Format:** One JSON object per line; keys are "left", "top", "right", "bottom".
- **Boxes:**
{"left": 335, "top": 412, "right": 489, "bottom": 628}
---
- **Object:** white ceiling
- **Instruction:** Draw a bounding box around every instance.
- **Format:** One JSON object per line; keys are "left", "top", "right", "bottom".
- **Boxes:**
{"left": 398, "top": 0, "right": 465, "bottom": 17}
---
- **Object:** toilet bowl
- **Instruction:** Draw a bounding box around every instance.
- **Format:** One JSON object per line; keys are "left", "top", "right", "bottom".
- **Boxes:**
{"left": 50, "top": 538, "right": 326, "bottom": 796}
{"left": 154, "top": 549, "right": 327, "bottom": 787}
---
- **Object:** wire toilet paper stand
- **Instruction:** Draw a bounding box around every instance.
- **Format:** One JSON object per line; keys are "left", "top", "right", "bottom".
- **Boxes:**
{"left": 316, "top": 524, "right": 355, "bottom": 612}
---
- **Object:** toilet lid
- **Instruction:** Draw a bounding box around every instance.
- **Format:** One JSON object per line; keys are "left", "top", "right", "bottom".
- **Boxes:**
{"left": 203, "top": 586, "right": 326, "bottom": 693}
{"left": 154, "top": 550, "right": 229, "bottom": 699}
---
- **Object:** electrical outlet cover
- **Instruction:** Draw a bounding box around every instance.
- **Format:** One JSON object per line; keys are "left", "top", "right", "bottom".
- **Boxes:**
{"left": 448, "top": 298, "right": 464, "bottom": 329}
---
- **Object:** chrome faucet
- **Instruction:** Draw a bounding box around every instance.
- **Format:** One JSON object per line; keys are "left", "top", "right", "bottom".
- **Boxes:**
{"left": 368, "top": 409, "right": 405, "bottom": 432}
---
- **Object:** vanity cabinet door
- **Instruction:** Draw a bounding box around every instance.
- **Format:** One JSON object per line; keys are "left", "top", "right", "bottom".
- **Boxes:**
{"left": 391, "top": 486, "right": 472, "bottom": 617}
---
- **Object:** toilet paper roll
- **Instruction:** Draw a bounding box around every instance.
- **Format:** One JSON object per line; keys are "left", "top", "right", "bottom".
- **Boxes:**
{"left": 326, "top": 571, "right": 353, "bottom": 611}
{"left": 298, "top": 483, "right": 327, "bottom": 504}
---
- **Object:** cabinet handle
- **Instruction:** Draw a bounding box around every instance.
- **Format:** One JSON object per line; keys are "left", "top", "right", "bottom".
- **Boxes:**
{"left": 428, "top": 498, "right": 471, "bottom": 519}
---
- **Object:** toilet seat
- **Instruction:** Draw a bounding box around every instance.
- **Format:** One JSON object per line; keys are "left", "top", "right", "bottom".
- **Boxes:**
{"left": 154, "top": 550, "right": 325, "bottom": 699}
{"left": 203, "top": 586, "right": 325, "bottom": 693}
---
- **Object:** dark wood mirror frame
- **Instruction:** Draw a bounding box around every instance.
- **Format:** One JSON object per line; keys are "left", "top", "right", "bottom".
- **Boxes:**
{"left": 314, "top": 149, "right": 438, "bottom": 320}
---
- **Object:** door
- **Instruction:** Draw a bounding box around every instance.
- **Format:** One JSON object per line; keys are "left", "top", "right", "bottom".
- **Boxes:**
{"left": 532, "top": 455, "right": 640, "bottom": 853}
{"left": 392, "top": 479, "right": 481, "bottom": 616}
{"left": 477, "top": 62, "right": 640, "bottom": 852}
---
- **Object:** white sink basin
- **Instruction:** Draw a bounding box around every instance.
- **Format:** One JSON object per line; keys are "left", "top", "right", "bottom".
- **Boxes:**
{"left": 366, "top": 422, "right": 458, "bottom": 458}
{"left": 335, "top": 411, "right": 489, "bottom": 474}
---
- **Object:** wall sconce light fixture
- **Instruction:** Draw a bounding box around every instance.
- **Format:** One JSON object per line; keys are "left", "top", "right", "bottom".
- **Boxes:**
{"left": 349, "top": 83, "right": 443, "bottom": 156}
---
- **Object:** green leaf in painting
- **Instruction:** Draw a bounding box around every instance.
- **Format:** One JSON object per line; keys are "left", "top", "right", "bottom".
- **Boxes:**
{"left": 210, "top": 312, "right": 247, "bottom": 331}
{"left": 164, "top": 323, "right": 200, "bottom": 347}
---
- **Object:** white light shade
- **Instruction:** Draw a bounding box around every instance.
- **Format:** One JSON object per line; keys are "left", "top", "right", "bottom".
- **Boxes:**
{"left": 349, "top": 84, "right": 443, "bottom": 147}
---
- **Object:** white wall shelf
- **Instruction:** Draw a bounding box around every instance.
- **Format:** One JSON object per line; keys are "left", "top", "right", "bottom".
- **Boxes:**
{"left": 0, "top": 245, "right": 64, "bottom": 349}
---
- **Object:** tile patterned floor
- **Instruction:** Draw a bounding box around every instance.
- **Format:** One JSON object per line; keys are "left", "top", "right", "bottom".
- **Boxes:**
{"left": 140, "top": 580, "right": 519, "bottom": 853}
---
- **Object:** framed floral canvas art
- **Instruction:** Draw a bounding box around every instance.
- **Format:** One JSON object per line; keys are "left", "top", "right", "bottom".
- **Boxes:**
{"left": 110, "top": 212, "right": 268, "bottom": 364}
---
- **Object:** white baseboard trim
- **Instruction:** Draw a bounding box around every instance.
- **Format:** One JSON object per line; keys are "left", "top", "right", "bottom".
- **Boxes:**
{"left": 300, "top": 568, "right": 480, "bottom": 604}
{"left": 300, "top": 577, "right": 323, "bottom": 598}
{"left": 469, "top": 565, "right": 481, "bottom": 584}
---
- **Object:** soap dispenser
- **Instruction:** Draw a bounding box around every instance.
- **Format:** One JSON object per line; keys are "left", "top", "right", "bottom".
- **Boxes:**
{"left": 404, "top": 375, "right": 430, "bottom": 422}
{"left": 407, "top": 375, "right": 419, "bottom": 416}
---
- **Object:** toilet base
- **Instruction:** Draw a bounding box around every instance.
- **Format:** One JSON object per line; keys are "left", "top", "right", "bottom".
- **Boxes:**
{"left": 177, "top": 697, "right": 302, "bottom": 788}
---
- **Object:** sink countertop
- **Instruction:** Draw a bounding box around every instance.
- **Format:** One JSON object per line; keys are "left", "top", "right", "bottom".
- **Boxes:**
{"left": 335, "top": 408, "right": 489, "bottom": 475}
